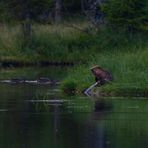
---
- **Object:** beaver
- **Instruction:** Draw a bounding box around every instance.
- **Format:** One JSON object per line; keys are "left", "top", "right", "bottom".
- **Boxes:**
{"left": 91, "top": 66, "right": 113, "bottom": 85}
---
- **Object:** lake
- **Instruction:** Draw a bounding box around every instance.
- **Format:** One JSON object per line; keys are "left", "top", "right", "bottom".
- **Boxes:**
{"left": 0, "top": 67, "right": 148, "bottom": 148}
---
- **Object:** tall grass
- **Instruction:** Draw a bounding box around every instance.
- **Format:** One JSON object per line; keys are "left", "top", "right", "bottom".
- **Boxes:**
{"left": 0, "top": 23, "right": 92, "bottom": 63}
{"left": 61, "top": 31, "right": 148, "bottom": 95}
{"left": 0, "top": 23, "right": 148, "bottom": 95}
{"left": 0, "top": 25, "right": 21, "bottom": 56}
{"left": 1, "top": 23, "right": 147, "bottom": 63}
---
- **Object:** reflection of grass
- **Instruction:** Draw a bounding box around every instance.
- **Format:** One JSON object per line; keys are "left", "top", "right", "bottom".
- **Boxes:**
{"left": 108, "top": 98, "right": 148, "bottom": 113}
{"left": 104, "top": 99, "right": 148, "bottom": 148}
{"left": 32, "top": 95, "right": 95, "bottom": 113}
{"left": 0, "top": 66, "right": 69, "bottom": 80}
{"left": 63, "top": 96, "right": 95, "bottom": 113}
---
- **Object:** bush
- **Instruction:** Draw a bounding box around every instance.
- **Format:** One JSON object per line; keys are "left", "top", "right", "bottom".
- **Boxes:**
{"left": 61, "top": 80, "right": 78, "bottom": 95}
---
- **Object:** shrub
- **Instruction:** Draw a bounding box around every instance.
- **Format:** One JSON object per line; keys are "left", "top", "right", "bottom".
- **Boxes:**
{"left": 61, "top": 80, "right": 78, "bottom": 95}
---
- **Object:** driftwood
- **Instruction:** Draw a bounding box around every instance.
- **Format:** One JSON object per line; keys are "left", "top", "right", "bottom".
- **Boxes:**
{"left": 0, "top": 78, "right": 60, "bottom": 85}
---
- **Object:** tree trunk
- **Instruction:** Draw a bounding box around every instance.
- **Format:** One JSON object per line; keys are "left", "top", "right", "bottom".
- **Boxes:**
{"left": 55, "top": 0, "right": 62, "bottom": 24}
{"left": 21, "top": 0, "right": 32, "bottom": 40}
{"left": 81, "top": 0, "right": 85, "bottom": 14}
{"left": 22, "top": 16, "right": 32, "bottom": 39}
{"left": 21, "top": 0, "right": 32, "bottom": 49}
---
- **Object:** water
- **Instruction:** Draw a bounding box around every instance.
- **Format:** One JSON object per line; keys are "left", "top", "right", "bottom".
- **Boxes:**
{"left": 0, "top": 67, "right": 148, "bottom": 148}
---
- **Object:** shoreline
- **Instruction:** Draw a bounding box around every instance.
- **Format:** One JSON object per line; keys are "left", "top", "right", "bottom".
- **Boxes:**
{"left": 0, "top": 59, "right": 74, "bottom": 68}
{"left": 91, "top": 88, "right": 148, "bottom": 98}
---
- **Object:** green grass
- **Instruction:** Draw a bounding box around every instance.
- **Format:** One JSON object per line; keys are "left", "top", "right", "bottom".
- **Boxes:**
{"left": 0, "top": 23, "right": 92, "bottom": 64}
{"left": 0, "top": 23, "right": 148, "bottom": 96}
{"left": 62, "top": 49, "right": 148, "bottom": 96}
{"left": 61, "top": 30, "right": 148, "bottom": 96}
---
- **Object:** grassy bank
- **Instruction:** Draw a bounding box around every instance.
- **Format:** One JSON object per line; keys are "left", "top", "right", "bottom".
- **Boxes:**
{"left": 0, "top": 23, "right": 92, "bottom": 66}
{"left": 0, "top": 24, "right": 148, "bottom": 96}
{"left": 61, "top": 31, "right": 148, "bottom": 96}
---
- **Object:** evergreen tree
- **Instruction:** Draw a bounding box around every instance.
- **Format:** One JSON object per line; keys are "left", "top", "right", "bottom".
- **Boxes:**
{"left": 0, "top": 0, "right": 53, "bottom": 38}
{"left": 1, "top": 0, "right": 53, "bottom": 22}
{"left": 102, "top": 0, "right": 148, "bottom": 31}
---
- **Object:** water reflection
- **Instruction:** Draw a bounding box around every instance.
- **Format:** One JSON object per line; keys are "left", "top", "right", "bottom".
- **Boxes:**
{"left": 0, "top": 67, "right": 148, "bottom": 148}
{"left": 1, "top": 93, "right": 148, "bottom": 148}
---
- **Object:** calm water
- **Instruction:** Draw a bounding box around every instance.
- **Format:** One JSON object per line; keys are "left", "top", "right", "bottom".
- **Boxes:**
{"left": 0, "top": 67, "right": 148, "bottom": 148}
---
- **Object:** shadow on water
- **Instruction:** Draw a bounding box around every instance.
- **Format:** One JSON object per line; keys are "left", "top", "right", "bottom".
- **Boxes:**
{"left": 0, "top": 67, "right": 148, "bottom": 148}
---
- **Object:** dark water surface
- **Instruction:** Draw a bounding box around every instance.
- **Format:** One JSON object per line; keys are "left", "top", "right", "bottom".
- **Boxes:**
{"left": 0, "top": 67, "right": 148, "bottom": 148}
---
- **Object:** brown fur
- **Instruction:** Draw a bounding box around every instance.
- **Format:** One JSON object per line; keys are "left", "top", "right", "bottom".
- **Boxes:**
{"left": 91, "top": 66, "right": 113, "bottom": 85}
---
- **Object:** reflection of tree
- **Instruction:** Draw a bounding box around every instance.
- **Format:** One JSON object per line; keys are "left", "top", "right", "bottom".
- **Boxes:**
{"left": 53, "top": 104, "right": 61, "bottom": 148}
{"left": 1, "top": 90, "right": 148, "bottom": 148}
{"left": 82, "top": 120, "right": 105, "bottom": 148}
{"left": 58, "top": 110, "right": 106, "bottom": 148}
{"left": 105, "top": 113, "right": 148, "bottom": 148}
